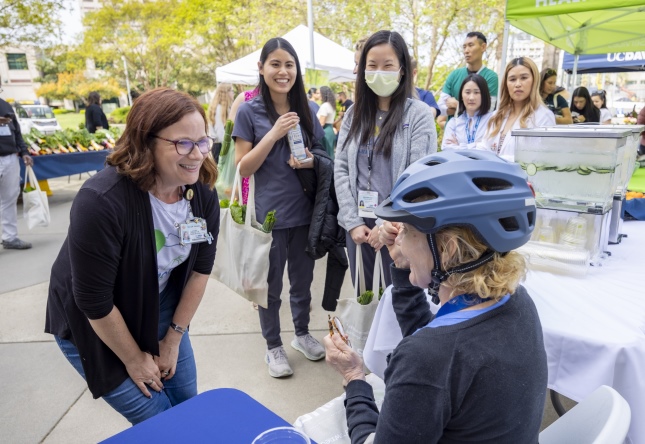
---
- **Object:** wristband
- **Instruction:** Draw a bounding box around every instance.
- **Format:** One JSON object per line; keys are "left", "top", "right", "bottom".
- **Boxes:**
{"left": 169, "top": 322, "right": 186, "bottom": 335}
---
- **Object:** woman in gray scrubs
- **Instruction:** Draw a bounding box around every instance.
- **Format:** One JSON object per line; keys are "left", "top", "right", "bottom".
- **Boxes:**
{"left": 234, "top": 38, "right": 326, "bottom": 378}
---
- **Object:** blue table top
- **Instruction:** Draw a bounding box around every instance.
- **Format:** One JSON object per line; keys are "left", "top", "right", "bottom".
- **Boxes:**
{"left": 20, "top": 150, "right": 110, "bottom": 181}
{"left": 101, "top": 388, "right": 314, "bottom": 444}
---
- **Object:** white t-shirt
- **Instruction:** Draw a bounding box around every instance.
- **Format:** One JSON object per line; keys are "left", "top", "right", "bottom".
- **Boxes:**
{"left": 476, "top": 105, "right": 556, "bottom": 161}
{"left": 317, "top": 102, "right": 336, "bottom": 125}
{"left": 209, "top": 105, "right": 226, "bottom": 143}
{"left": 149, "top": 193, "right": 190, "bottom": 292}
{"left": 599, "top": 108, "right": 612, "bottom": 124}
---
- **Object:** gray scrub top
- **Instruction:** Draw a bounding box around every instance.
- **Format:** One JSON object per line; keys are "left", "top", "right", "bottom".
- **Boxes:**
{"left": 233, "top": 97, "right": 324, "bottom": 229}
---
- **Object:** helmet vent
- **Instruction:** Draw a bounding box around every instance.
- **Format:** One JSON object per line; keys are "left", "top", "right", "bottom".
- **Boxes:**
{"left": 473, "top": 178, "right": 513, "bottom": 192}
{"left": 403, "top": 188, "right": 438, "bottom": 203}
{"left": 499, "top": 216, "right": 520, "bottom": 232}
{"left": 425, "top": 160, "right": 443, "bottom": 166}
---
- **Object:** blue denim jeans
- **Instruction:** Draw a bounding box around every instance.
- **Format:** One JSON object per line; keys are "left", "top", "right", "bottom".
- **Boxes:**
{"left": 55, "top": 284, "right": 197, "bottom": 425}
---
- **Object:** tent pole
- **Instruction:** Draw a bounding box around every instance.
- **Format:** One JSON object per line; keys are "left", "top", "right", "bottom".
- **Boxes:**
{"left": 307, "top": 0, "right": 316, "bottom": 70}
{"left": 498, "top": 20, "right": 510, "bottom": 107}
{"left": 572, "top": 54, "right": 579, "bottom": 89}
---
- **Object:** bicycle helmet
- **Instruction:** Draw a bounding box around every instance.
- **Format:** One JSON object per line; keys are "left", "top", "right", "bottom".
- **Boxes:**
{"left": 375, "top": 150, "right": 536, "bottom": 296}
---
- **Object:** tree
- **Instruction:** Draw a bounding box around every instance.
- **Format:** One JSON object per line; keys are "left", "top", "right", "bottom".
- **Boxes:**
{"left": 0, "top": 0, "right": 65, "bottom": 48}
{"left": 36, "top": 71, "right": 122, "bottom": 102}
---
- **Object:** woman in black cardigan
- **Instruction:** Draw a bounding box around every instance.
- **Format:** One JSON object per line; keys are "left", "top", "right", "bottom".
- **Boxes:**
{"left": 46, "top": 88, "right": 219, "bottom": 424}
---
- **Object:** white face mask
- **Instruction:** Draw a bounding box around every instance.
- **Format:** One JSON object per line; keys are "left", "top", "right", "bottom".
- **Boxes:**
{"left": 365, "top": 69, "right": 401, "bottom": 97}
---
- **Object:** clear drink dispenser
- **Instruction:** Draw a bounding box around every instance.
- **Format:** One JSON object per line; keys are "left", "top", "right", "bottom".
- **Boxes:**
{"left": 512, "top": 127, "right": 631, "bottom": 214}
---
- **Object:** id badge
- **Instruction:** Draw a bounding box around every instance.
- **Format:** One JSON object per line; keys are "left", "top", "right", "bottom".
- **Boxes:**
{"left": 358, "top": 190, "right": 379, "bottom": 219}
{"left": 0, "top": 125, "right": 11, "bottom": 136}
{"left": 178, "top": 216, "right": 213, "bottom": 246}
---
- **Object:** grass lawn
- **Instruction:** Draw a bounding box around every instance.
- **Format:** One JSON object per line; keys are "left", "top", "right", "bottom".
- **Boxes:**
{"left": 56, "top": 113, "right": 85, "bottom": 130}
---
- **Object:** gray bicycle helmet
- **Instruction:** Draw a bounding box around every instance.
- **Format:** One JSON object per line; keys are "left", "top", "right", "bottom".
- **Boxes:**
{"left": 375, "top": 150, "right": 536, "bottom": 296}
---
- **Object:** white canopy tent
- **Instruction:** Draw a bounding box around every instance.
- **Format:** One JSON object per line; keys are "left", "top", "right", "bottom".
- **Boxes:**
{"left": 215, "top": 25, "right": 356, "bottom": 85}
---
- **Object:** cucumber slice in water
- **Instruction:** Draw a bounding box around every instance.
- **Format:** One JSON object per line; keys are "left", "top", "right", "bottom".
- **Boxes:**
{"left": 526, "top": 163, "right": 537, "bottom": 176}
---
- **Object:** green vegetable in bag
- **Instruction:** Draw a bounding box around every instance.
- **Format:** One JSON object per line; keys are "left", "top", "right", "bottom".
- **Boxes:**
{"left": 230, "top": 200, "right": 247, "bottom": 225}
{"left": 220, "top": 120, "right": 234, "bottom": 157}
{"left": 358, "top": 290, "right": 374, "bottom": 305}
{"left": 261, "top": 210, "right": 277, "bottom": 233}
{"left": 219, "top": 199, "right": 230, "bottom": 208}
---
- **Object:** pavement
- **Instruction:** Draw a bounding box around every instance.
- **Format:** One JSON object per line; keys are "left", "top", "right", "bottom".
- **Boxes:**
{"left": 0, "top": 175, "right": 573, "bottom": 443}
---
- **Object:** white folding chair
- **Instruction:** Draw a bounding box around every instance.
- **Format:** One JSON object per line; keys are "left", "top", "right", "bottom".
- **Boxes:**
{"left": 540, "top": 385, "right": 631, "bottom": 444}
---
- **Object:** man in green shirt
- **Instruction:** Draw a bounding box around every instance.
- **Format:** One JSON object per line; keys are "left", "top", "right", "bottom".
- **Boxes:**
{"left": 438, "top": 32, "right": 498, "bottom": 122}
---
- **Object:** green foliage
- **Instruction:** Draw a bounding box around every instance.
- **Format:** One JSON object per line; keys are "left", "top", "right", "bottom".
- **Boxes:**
{"left": 0, "top": 0, "right": 65, "bottom": 47}
{"left": 52, "top": 109, "right": 73, "bottom": 115}
{"left": 110, "top": 106, "right": 131, "bottom": 124}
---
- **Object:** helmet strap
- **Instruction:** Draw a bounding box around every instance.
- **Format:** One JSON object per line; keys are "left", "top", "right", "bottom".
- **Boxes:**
{"left": 426, "top": 233, "right": 497, "bottom": 304}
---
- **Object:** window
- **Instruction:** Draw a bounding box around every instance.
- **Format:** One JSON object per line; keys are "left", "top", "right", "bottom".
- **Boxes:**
{"left": 7, "top": 53, "right": 28, "bottom": 70}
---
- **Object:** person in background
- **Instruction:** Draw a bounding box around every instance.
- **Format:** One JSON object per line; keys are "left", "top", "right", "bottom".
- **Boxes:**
{"left": 317, "top": 86, "right": 337, "bottom": 158}
{"left": 638, "top": 105, "right": 645, "bottom": 158}
{"left": 85, "top": 91, "right": 109, "bottom": 134}
{"left": 539, "top": 68, "right": 573, "bottom": 125}
{"left": 234, "top": 37, "right": 327, "bottom": 378}
{"left": 335, "top": 30, "right": 437, "bottom": 292}
{"left": 338, "top": 91, "right": 354, "bottom": 113}
{"left": 45, "top": 88, "right": 219, "bottom": 424}
{"left": 477, "top": 57, "right": 555, "bottom": 161}
{"left": 570, "top": 86, "right": 600, "bottom": 124}
{"left": 353, "top": 38, "right": 368, "bottom": 75}
{"left": 591, "top": 90, "right": 612, "bottom": 124}
{"left": 438, "top": 32, "right": 498, "bottom": 122}
{"left": 410, "top": 58, "right": 440, "bottom": 118}
{"left": 0, "top": 92, "right": 33, "bottom": 250}
{"left": 207, "top": 83, "right": 235, "bottom": 163}
{"left": 307, "top": 87, "right": 321, "bottom": 113}
{"left": 325, "top": 150, "right": 547, "bottom": 443}
{"left": 442, "top": 74, "right": 493, "bottom": 150}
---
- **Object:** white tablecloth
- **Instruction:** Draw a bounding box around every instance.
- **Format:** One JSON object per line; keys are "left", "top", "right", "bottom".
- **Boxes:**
{"left": 364, "top": 221, "right": 645, "bottom": 443}
{"left": 524, "top": 220, "right": 645, "bottom": 444}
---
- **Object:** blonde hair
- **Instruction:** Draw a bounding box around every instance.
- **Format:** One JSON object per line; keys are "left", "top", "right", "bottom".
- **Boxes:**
{"left": 208, "top": 83, "right": 234, "bottom": 126}
{"left": 487, "top": 57, "right": 542, "bottom": 138}
{"left": 435, "top": 226, "right": 527, "bottom": 301}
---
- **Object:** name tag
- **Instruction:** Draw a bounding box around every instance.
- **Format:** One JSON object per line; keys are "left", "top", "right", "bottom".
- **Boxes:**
{"left": 179, "top": 217, "right": 213, "bottom": 246}
{"left": 0, "top": 125, "right": 11, "bottom": 136}
{"left": 358, "top": 190, "right": 379, "bottom": 219}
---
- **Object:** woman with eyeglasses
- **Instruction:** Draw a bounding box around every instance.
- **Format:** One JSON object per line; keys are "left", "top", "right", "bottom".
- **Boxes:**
{"left": 45, "top": 88, "right": 220, "bottom": 424}
{"left": 335, "top": 30, "right": 437, "bottom": 296}
{"left": 539, "top": 68, "right": 573, "bottom": 125}
{"left": 477, "top": 57, "right": 555, "bottom": 161}
{"left": 591, "top": 91, "right": 612, "bottom": 124}
{"left": 234, "top": 38, "right": 330, "bottom": 378}
{"left": 207, "top": 82, "right": 235, "bottom": 163}
{"left": 570, "top": 86, "right": 600, "bottom": 124}
{"left": 441, "top": 74, "right": 493, "bottom": 149}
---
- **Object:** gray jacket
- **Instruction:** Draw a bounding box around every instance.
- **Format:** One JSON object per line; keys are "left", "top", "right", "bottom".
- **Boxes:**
{"left": 334, "top": 98, "right": 437, "bottom": 231}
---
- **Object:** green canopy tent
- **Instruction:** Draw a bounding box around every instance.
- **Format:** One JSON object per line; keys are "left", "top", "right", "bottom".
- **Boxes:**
{"left": 502, "top": 1, "right": 645, "bottom": 78}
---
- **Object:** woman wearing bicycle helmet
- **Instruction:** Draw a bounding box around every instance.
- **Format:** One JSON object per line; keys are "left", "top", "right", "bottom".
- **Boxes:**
{"left": 323, "top": 150, "right": 547, "bottom": 443}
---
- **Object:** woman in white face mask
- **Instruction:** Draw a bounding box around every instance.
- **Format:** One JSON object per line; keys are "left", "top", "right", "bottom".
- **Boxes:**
{"left": 335, "top": 30, "right": 437, "bottom": 293}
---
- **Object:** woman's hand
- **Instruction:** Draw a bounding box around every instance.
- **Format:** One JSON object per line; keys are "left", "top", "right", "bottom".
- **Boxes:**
{"left": 367, "top": 225, "right": 383, "bottom": 250}
{"left": 380, "top": 221, "right": 410, "bottom": 269}
{"left": 269, "top": 112, "right": 300, "bottom": 140}
{"left": 154, "top": 331, "right": 181, "bottom": 381}
{"left": 288, "top": 148, "right": 314, "bottom": 169}
{"left": 125, "top": 350, "right": 163, "bottom": 398}
{"left": 323, "top": 333, "right": 365, "bottom": 383}
{"left": 575, "top": 115, "right": 586, "bottom": 123}
{"left": 350, "top": 225, "right": 371, "bottom": 245}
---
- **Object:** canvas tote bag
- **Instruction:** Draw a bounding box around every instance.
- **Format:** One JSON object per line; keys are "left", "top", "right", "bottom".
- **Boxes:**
{"left": 22, "top": 165, "right": 50, "bottom": 229}
{"left": 211, "top": 164, "right": 272, "bottom": 308}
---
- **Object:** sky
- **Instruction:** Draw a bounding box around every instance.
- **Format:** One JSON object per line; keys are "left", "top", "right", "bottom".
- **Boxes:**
{"left": 57, "top": 2, "right": 84, "bottom": 45}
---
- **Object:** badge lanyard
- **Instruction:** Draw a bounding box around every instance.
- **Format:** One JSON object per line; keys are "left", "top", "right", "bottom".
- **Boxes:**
{"left": 367, "top": 147, "right": 374, "bottom": 191}
{"left": 466, "top": 115, "right": 482, "bottom": 145}
{"left": 176, "top": 188, "right": 214, "bottom": 247}
{"left": 435, "top": 293, "right": 487, "bottom": 318}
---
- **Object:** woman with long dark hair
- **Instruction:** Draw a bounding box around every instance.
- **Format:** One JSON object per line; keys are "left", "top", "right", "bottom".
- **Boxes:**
{"left": 233, "top": 38, "right": 326, "bottom": 378}
{"left": 85, "top": 91, "right": 109, "bottom": 133}
{"left": 442, "top": 74, "right": 493, "bottom": 149}
{"left": 571, "top": 86, "right": 600, "bottom": 124}
{"left": 591, "top": 90, "right": 612, "bottom": 124}
{"left": 539, "top": 68, "right": 573, "bottom": 125}
{"left": 335, "top": 30, "right": 436, "bottom": 292}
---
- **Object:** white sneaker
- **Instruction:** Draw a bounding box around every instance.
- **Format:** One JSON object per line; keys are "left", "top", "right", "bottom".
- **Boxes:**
{"left": 291, "top": 334, "right": 325, "bottom": 361}
{"left": 265, "top": 346, "right": 293, "bottom": 378}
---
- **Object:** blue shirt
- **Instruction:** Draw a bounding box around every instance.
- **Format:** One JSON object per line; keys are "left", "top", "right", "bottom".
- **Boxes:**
{"left": 233, "top": 97, "right": 324, "bottom": 229}
{"left": 416, "top": 87, "right": 441, "bottom": 117}
{"left": 419, "top": 294, "right": 511, "bottom": 330}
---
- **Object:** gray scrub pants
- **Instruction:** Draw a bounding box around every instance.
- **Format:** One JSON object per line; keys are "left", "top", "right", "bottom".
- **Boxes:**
{"left": 346, "top": 218, "right": 393, "bottom": 292}
{"left": 259, "top": 225, "right": 315, "bottom": 349}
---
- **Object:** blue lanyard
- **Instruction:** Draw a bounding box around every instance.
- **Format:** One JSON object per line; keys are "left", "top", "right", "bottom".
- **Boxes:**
{"left": 466, "top": 115, "right": 482, "bottom": 145}
{"left": 435, "top": 293, "right": 487, "bottom": 318}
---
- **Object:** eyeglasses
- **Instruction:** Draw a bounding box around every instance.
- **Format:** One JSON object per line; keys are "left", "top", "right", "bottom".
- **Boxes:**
{"left": 328, "top": 315, "right": 351, "bottom": 347}
{"left": 154, "top": 136, "right": 214, "bottom": 155}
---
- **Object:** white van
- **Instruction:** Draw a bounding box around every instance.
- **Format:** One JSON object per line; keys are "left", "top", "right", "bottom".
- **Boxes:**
{"left": 12, "top": 102, "right": 63, "bottom": 136}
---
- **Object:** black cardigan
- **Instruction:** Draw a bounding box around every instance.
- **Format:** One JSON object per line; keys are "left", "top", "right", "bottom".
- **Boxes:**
{"left": 45, "top": 166, "right": 219, "bottom": 398}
